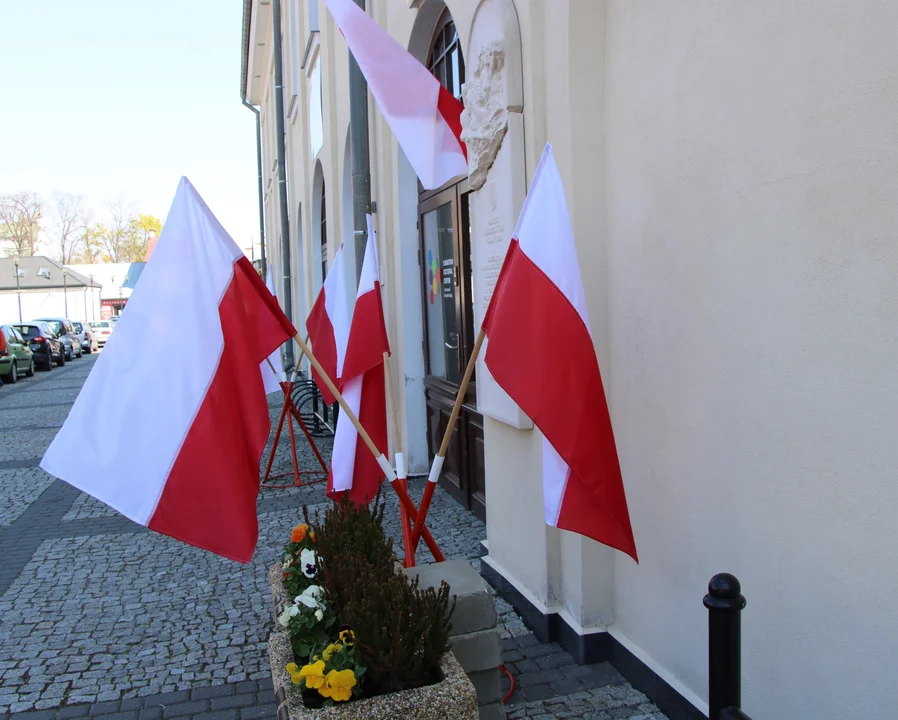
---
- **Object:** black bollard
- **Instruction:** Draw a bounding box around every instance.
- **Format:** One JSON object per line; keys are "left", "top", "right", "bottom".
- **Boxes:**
{"left": 704, "top": 573, "right": 747, "bottom": 720}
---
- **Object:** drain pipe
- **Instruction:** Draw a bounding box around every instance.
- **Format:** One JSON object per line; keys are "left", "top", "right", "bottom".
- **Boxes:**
{"left": 348, "top": 0, "right": 372, "bottom": 283}
{"left": 241, "top": 99, "right": 267, "bottom": 280}
{"left": 272, "top": 0, "right": 295, "bottom": 368}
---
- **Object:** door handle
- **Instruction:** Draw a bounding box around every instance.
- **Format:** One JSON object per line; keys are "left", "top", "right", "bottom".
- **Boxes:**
{"left": 445, "top": 333, "right": 459, "bottom": 350}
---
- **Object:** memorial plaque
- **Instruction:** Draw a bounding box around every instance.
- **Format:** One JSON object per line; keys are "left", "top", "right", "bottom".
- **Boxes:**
{"left": 469, "top": 113, "right": 532, "bottom": 429}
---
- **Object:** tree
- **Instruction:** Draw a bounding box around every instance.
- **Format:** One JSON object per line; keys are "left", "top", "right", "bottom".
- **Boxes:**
{"left": 51, "top": 193, "right": 89, "bottom": 263}
{"left": 98, "top": 199, "right": 134, "bottom": 263}
{"left": 74, "top": 225, "right": 107, "bottom": 264}
{"left": 0, "top": 192, "right": 42, "bottom": 256}
{"left": 92, "top": 200, "right": 163, "bottom": 263}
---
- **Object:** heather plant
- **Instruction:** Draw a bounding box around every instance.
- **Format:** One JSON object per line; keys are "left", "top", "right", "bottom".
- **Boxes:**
{"left": 313, "top": 491, "right": 455, "bottom": 697}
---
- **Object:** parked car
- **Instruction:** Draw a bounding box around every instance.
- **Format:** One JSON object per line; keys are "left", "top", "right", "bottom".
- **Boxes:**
{"left": 15, "top": 322, "right": 64, "bottom": 370}
{"left": 72, "top": 321, "right": 98, "bottom": 354}
{"left": 0, "top": 325, "right": 35, "bottom": 383}
{"left": 34, "top": 317, "right": 82, "bottom": 360}
{"left": 88, "top": 320, "right": 113, "bottom": 348}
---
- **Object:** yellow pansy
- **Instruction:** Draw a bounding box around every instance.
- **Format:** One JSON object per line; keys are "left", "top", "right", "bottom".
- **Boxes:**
{"left": 322, "top": 643, "right": 343, "bottom": 661}
{"left": 298, "top": 660, "right": 326, "bottom": 689}
{"left": 338, "top": 628, "right": 355, "bottom": 647}
{"left": 318, "top": 669, "right": 357, "bottom": 702}
{"left": 285, "top": 662, "right": 303, "bottom": 685}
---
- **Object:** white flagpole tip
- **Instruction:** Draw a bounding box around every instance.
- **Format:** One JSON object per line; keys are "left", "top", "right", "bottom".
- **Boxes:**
{"left": 395, "top": 452, "right": 407, "bottom": 480}
{"left": 376, "top": 454, "right": 397, "bottom": 482}
{"left": 427, "top": 455, "right": 445, "bottom": 484}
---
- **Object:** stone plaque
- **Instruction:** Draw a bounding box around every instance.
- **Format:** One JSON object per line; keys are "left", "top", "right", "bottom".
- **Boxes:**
{"left": 469, "top": 112, "right": 532, "bottom": 429}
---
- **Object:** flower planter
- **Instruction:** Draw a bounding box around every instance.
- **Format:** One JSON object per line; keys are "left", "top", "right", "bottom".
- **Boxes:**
{"left": 267, "top": 565, "right": 479, "bottom": 720}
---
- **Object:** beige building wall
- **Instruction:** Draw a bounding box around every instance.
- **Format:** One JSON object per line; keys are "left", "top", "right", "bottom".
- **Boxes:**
{"left": 245, "top": 2, "right": 898, "bottom": 718}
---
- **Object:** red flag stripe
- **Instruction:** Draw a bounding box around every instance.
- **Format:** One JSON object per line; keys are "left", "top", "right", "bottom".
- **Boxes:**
{"left": 326, "top": 363, "right": 388, "bottom": 504}
{"left": 436, "top": 85, "right": 468, "bottom": 161}
{"left": 341, "top": 281, "right": 390, "bottom": 383}
{"left": 306, "top": 290, "right": 340, "bottom": 405}
{"left": 483, "top": 240, "right": 638, "bottom": 561}
{"left": 148, "top": 257, "right": 295, "bottom": 562}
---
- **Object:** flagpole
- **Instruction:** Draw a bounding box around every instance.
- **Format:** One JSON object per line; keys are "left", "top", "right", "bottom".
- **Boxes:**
{"left": 383, "top": 350, "right": 415, "bottom": 567}
{"left": 412, "top": 328, "right": 486, "bottom": 551}
{"left": 292, "top": 333, "right": 445, "bottom": 561}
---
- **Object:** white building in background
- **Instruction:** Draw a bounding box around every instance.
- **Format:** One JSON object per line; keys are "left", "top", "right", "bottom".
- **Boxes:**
{"left": 242, "top": 2, "right": 898, "bottom": 718}
{"left": 66, "top": 262, "right": 147, "bottom": 320}
{"left": 0, "top": 256, "right": 101, "bottom": 324}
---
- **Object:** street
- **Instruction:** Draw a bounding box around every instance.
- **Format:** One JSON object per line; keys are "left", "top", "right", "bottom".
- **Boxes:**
{"left": 0, "top": 355, "right": 665, "bottom": 720}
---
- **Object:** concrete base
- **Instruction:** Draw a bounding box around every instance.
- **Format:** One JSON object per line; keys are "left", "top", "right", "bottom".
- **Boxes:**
{"left": 450, "top": 629, "right": 502, "bottom": 673}
{"left": 407, "top": 559, "right": 497, "bottom": 635}
{"left": 468, "top": 668, "right": 502, "bottom": 705}
{"left": 405, "top": 560, "right": 506, "bottom": 715}
{"left": 478, "top": 701, "right": 507, "bottom": 720}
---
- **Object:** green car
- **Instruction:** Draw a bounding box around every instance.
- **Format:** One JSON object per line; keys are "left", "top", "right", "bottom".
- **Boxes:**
{"left": 0, "top": 324, "right": 35, "bottom": 383}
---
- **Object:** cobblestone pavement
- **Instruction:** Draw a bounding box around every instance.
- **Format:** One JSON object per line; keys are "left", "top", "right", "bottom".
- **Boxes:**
{"left": 0, "top": 356, "right": 665, "bottom": 720}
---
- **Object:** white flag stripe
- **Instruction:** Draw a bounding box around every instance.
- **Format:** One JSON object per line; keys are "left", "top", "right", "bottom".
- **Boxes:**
{"left": 323, "top": 0, "right": 467, "bottom": 189}
{"left": 324, "top": 244, "right": 352, "bottom": 377}
{"left": 41, "top": 178, "right": 243, "bottom": 524}
{"left": 260, "top": 267, "right": 284, "bottom": 394}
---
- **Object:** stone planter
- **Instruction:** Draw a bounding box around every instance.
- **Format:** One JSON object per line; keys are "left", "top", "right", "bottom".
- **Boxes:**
{"left": 267, "top": 565, "right": 479, "bottom": 720}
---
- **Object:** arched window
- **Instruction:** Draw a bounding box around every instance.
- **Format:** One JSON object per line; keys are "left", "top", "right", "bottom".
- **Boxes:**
{"left": 427, "top": 10, "right": 464, "bottom": 101}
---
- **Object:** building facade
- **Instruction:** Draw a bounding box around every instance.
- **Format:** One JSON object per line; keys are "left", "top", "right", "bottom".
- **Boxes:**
{"left": 0, "top": 256, "right": 102, "bottom": 324}
{"left": 242, "top": 2, "right": 898, "bottom": 718}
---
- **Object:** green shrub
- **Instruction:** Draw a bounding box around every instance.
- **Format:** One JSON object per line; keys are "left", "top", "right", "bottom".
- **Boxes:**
{"left": 314, "top": 492, "right": 455, "bottom": 697}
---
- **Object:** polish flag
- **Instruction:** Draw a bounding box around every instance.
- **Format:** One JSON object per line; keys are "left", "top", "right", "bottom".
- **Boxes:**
{"left": 482, "top": 145, "right": 638, "bottom": 562}
{"left": 40, "top": 178, "right": 296, "bottom": 563}
{"left": 305, "top": 243, "right": 351, "bottom": 405}
{"left": 328, "top": 215, "right": 390, "bottom": 504}
{"left": 261, "top": 266, "right": 285, "bottom": 395}
{"left": 323, "top": 0, "right": 467, "bottom": 190}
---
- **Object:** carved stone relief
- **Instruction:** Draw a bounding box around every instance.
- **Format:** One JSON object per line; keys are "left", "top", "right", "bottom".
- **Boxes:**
{"left": 461, "top": 41, "right": 509, "bottom": 192}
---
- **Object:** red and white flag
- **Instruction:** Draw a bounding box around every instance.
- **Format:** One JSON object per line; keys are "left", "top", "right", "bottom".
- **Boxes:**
{"left": 306, "top": 243, "right": 351, "bottom": 405}
{"left": 482, "top": 145, "right": 638, "bottom": 562}
{"left": 323, "top": 0, "right": 467, "bottom": 190}
{"left": 261, "top": 266, "right": 285, "bottom": 395}
{"left": 40, "top": 178, "right": 296, "bottom": 562}
{"left": 328, "top": 215, "right": 390, "bottom": 504}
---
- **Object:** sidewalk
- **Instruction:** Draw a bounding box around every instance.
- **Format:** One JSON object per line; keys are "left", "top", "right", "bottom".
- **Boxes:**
{"left": 0, "top": 387, "right": 666, "bottom": 720}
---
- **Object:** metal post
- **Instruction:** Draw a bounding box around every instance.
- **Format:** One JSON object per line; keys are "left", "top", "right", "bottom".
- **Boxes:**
{"left": 89, "top": 275, "right": 95, "bottom": 320}
{"left": 63, "top": 269, "right": 68, "bottom": 316}
{"left": 704, "top": 573, "right": 747, "bottom": 720}
{"left": 272, "top": 0, "right": 294, "bottom": 368}
{"left": 349, "top": 0, "right": 371, "bottom": 283}
{"left": 13, "top": 256, "right": 22, "bottom": 323}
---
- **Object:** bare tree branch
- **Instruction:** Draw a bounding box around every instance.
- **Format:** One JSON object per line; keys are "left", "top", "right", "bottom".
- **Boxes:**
{"left": 51, "top": 193, "right": 89, "bottom": 264}
{"left": 0, "top": 192, "right": 43, "bottom": 256}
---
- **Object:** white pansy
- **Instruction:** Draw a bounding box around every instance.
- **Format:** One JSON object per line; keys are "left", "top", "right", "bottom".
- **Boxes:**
{"left": 289, "top": 604, "right": 300, "bottom": 616}
{"left": 282, "top": 557, "right": 293, "bottom": 571}
{"left": 277, "top": 609, "right": 291, "bottom": 627}
{"left": 301, "top": 585, "right": 322, "bottom": 600}
{"left": 314, "top": 609, "right": 324, "bottom": 622}
{"left": 296, "top": 594, "right": 319, "bottom": 609}
{"left": 300, "top": 548, "right": 318, "bottom": 578}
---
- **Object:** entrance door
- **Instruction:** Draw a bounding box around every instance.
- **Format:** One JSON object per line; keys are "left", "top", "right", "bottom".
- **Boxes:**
{"left": 420, "top": 185, "right": 486, "bottom": 520}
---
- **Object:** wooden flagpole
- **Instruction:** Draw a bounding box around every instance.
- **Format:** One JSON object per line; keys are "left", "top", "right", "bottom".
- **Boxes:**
{"left": 292, "top": 334, "right": 445, "bottom": 561}
{"left": 383, "top": 351, "right": 415, "bottom": 567}
{"left": 411, "top": 328, "right": 486, "bottom": 551}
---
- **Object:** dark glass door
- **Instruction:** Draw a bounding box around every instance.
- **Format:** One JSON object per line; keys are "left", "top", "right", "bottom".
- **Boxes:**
{"left": 419, "top": 186, "right": 485, "bottom": 520}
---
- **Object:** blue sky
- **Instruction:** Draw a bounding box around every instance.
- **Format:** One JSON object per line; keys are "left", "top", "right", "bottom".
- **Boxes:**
{"left": 0, "top": 0, "right": 261, "bottom": 256}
